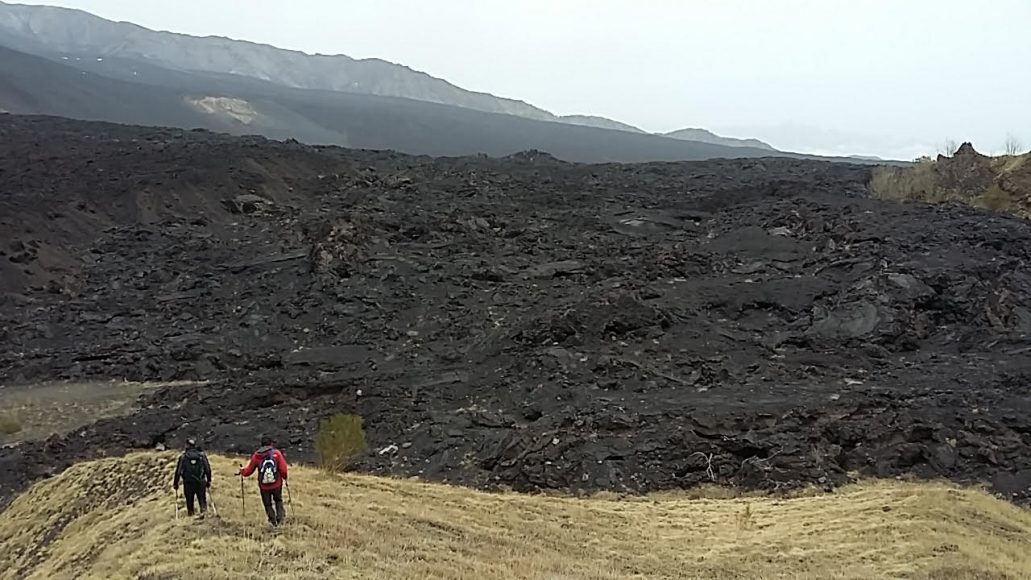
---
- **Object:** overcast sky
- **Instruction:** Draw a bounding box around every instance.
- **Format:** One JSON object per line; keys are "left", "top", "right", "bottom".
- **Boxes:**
{"left": 16, "top": 0, "right": 1031, "bottom": 159}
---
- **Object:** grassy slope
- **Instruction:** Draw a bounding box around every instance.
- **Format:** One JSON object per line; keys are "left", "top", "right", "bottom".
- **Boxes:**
{"left": 870, "top": 152, "right": 1030, "bottom": 218}
{"left": 1, "top": 454, "right": 1030, "bottom": 579}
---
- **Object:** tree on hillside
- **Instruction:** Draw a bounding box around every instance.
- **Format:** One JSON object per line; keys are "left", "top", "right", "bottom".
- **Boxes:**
{"left": 1004, "top": 134, "right": 1024, "bottom": 156}
{"left": 939, "top": 139, "right": 959, "bottom": 157}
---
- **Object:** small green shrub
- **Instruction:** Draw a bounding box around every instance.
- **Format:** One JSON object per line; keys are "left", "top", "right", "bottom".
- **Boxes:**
{"left": 0, "top": 413, "right": 22, "bottom": 435}
{"left": 315, "top": 413, "right": 367, "bottom": 472}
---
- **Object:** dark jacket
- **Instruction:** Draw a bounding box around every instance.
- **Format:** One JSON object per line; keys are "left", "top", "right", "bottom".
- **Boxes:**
{"left": 174, "top": 448, "right": 212, "bottom": 488}
{"left": 239, "top": 446, "right": 289, "bottom": 491}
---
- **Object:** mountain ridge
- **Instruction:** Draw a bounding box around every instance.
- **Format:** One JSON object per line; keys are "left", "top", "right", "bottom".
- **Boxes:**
{"left": 2, "top": 44, "right": 845, "bottom": 164}
{"left": 560, "top": 114, "right": 647, "bottom": 133}
{"left": 0, "top": 0, "right": 564, "bottom": 121}
{"left": 0, "top": 0, "right": 795, "bottom": 156}
{"left": 664, "top": 127, "right": 776, "bottom": 150}
{"left": 0, "top": 2, "right": 904, "bottom": 163}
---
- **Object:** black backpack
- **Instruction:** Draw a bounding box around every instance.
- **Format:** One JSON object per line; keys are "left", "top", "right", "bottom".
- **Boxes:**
{"left": 181, "top": 449, "right": 207, "bottom": 485}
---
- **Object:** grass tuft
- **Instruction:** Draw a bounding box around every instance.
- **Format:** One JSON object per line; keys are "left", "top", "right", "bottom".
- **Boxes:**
{"left": 0, "top": 413, "right": 22, "bottom": 435}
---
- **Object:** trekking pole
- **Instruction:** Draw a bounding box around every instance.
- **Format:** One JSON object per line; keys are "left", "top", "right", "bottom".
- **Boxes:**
{"left": 240, "top": 471, "right": 246, "bottom": 517}
{"left": 208, "top": 485, "right": 218, "bottom": 517}
{"left": 285, "top": 480, "right": 292, "bottom": 505}
{"left": 174, "top": 487, "right": 180, "bottom": 520}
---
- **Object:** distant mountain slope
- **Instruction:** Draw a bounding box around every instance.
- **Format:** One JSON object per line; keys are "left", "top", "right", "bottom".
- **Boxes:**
{"left": 665, "top": 128, "right": 776, "bottom": 150}
{"left": 0, "top": 45, "right": 823, "bottom": 164}
{"left": 0, "top": 45, "right": 217, "bottom": 129}
{"left": 0, "top": 0, "right": 556, "bottom": 121}
{"left": 0, "top": 1, "right": 790, "bottom": 154}
{"left": 0, "top": 2, "right": 885, "bottom": 163}
{"left": 560, "top": 115, "right": 646, "bottom": 133}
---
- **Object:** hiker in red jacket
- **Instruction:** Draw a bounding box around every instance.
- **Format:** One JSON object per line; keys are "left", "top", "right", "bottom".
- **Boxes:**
{"left": 238, "top": 436, "right": 289, "bottom": 526}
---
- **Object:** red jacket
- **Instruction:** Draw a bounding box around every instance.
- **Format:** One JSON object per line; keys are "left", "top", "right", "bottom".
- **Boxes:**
{"left": 240, "top": 446, "right": 289, "bottom": 491}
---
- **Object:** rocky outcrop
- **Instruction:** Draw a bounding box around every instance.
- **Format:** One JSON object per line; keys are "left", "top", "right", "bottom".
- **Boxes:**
{"left": 936, "top": 142, "right": 995, "bottom": 193}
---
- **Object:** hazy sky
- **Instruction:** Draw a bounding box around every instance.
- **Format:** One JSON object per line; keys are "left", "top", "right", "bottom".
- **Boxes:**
{"left": 16, "top": 0, "right": 1031, "bottom": 159}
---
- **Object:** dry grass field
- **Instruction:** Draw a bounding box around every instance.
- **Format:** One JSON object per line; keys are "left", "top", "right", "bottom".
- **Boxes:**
{"left": 0, "top": 453, "right": 1029, "bottom": 579}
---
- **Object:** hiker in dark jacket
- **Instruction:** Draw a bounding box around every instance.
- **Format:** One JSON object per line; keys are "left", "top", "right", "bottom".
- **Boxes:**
{"left": 239, "top": 436, "right": 289, "bottom": 526}
{"left": 173, "top": 438, "right": 212, "bottom": 517}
